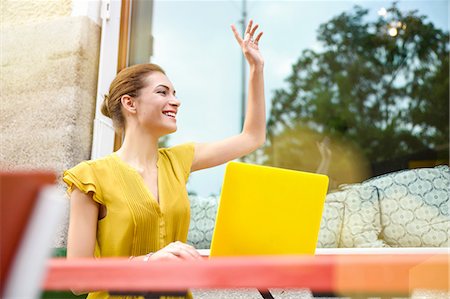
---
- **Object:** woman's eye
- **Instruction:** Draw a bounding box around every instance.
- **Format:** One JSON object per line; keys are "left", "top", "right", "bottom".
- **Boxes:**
{"left": 158, "top": 91, "right": 167, "bottom": 95}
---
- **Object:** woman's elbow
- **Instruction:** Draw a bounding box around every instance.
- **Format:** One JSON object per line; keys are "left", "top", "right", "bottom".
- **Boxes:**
{"left": 250, "top": 134, "right": 266, "bottom": 152}
{"left": 241, "top": 132, "right": 266, "bottom": 153}
{"left": 254, "top": 137, "right": 265, "bottom": 150}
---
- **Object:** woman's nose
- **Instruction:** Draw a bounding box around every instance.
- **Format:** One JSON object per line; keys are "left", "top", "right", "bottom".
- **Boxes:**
{"left": 169, "top": 97, "right": 181, "bottom": 107}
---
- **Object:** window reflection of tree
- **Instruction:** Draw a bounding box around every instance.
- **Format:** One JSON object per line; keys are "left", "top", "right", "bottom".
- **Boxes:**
{"left": 254, "top": 3, "right": 449, "bottom": 187}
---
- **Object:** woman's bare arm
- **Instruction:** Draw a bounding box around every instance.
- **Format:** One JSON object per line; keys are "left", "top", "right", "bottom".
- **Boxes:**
{"left": 191, "top": 20, "right": 266, "bottom": 172}
{"left": 67, "top": 187, "right": 99, "bottom": 259}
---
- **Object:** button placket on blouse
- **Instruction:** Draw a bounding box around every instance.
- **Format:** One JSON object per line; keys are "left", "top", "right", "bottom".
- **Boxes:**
{"left": 159, "top": 216, "right": 166, "bottom": 245}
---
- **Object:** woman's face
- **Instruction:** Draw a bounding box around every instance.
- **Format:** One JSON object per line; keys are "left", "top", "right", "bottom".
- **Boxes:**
{"left": 134, "top": 72, "right": 181, "bottom": 136}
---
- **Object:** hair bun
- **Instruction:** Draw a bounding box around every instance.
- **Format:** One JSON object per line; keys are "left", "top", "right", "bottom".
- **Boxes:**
{"left": 101, "top": 94, "right": 112, "bottom": 118}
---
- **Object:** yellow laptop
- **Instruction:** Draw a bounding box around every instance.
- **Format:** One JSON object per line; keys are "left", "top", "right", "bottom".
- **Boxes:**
{"left": 210, "top": 162, "right": 329, "bottom": 257}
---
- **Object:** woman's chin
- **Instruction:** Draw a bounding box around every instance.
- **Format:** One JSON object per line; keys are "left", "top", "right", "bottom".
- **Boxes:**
{"left": 161, "top": 125, "right": 177, "bottom": 136}
{"left": 152, "top": 122, "right": 177, "bottom": 137}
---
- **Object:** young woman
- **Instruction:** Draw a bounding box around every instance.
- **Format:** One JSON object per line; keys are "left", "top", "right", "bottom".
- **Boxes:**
{"left": 63, "top": 20, "right": 265, "bottom": 299}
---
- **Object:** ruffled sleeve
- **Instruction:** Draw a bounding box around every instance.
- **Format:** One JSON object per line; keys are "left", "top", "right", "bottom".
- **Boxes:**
{"left": 63, "top": 161, "right": 104, "bottom": 205}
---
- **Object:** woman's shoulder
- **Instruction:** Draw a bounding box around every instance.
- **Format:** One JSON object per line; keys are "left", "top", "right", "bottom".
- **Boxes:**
{"left": 67, "top": 154, "right": 115, "bottom": 173}
{"left": 63, "top": 155, "right": 117, "bottom": 201}
{"left": 158, "top": 142, "right": 195, "bottom": 165}
{"left": 158, "top": 143, "right": 195, "bottom": 180}
{"left": 159, "top": 142, "right": 195, "bottom": 156}
{"left": 86, "top": 153, "right": 115, "bottom": 166}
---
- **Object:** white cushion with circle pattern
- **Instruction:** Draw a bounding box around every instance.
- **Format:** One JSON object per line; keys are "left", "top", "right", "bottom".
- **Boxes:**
{"left": 363, "top": 166, "right": 449, "bottom": 247}
{"left": 317, "top": 198, "right": 344, "bottom": 248}
{"left": 336, "top": 184, "right": 388, "bottom": 247}
{"left": 187, "top": 195, "right": 219, "bottom": 249}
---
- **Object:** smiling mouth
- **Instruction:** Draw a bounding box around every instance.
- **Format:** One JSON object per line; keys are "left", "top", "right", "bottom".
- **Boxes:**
{"left": 162, "top": 111, "right": 176, "bottom": 119}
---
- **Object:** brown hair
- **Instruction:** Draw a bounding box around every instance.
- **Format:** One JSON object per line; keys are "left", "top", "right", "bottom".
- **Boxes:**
{"left": 101, "top": 63, "right": 165, "bottom": 131}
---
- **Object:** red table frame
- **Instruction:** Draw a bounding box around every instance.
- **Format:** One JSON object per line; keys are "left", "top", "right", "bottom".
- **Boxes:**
{"left": 43, "top": 253, "right": 449, "bottom": 296}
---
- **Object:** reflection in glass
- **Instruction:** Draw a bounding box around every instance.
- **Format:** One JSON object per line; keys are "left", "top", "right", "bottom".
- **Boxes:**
{"left": 251, "top": 3, "right": 449, "bottom": 190}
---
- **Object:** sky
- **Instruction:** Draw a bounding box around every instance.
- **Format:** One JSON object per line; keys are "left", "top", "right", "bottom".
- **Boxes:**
{"left": 151, "top": 0, "right": 449, "bottom": 196}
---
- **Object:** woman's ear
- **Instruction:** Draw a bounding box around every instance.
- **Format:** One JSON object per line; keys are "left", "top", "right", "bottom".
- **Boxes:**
{"left": 120, "top": 95, "right": 136, "bottom": 114}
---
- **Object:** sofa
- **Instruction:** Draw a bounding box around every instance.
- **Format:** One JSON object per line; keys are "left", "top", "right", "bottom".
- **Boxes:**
{"left": 187, "top": 165, "right": 450, "bottom": 249}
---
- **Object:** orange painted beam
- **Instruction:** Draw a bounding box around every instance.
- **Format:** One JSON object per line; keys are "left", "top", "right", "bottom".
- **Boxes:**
{"left": 44, "top": 256, "right": 334, "bottom": 292}
{"left": 43, "top": 254, "right": 449, "bottom": 294}
{"left": 409, "top": 254, "right": 450, "bottom": 292}
{"left": 334, "top": 254, "right": 449, "bottom": 294}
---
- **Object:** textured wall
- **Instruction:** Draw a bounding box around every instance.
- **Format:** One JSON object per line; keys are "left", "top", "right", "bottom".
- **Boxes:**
{"left": 1, "top": 14, "right": 100, "bottom": 246}
{"left": 1, "top": 0, "right": 72, "bottom": 25}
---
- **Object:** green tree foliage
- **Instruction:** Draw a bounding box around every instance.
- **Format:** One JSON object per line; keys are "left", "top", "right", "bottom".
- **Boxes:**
{"left": 158, "top": 135, "right": 170, "bottom": 148}
{"left": 263, "top": 4, "right": 449, "bottom": 178}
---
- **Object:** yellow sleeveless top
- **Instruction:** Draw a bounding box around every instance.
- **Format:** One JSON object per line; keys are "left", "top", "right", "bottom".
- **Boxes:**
{"left": 63, "top": 143, "right": 195, "bottom": 299}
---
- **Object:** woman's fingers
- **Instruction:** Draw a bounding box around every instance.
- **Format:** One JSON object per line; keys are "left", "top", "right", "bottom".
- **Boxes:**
{"left": 176, "top": 241, "right": 202, "bottom": 259}
{"left": 250, "top": 24, "right": 259, "bottom": 37}
{"left": 246, "top": 19, "right": 253, "bottom": 34}
{"left": 232, "top": 20, "right": 263, "bottom": 46}
{"left": 170, "top": 248, "right": 194, "bottom": 260}
{"left": 161, "top": 252, "right": 179, "bottom": 260}
{"left": 168, "top": 241, "right": 201, "bottom": 260}
{"left": 254, "top": 31, "right": 263, "bottom": 44}
{"left": 149, "top": 241, "right": 201, "bottom": 261}
{"left": 231, "top": 24, "right": 243, "bottom": 44}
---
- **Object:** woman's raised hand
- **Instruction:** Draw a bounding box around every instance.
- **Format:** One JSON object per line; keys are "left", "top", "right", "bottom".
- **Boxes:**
{"left": 231, "top": 19, "right": 264, "bottom": 68}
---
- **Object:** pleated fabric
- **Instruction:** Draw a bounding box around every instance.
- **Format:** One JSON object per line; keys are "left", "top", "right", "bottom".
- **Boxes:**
{"left": 63, "top": 143, "right": 195, "bottom": 299}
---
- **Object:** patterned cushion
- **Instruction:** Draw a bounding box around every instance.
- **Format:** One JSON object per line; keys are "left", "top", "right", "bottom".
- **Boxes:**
{"left": 317, "top": 199, "right": 344, "bottom": 248}
{"left": 363, "top": 166, "right": 450, "bottom": 247}
{"left": 336, "top": 184, "right": 387, "bottom": 247}
{"left": 187, "top": 195, "right": 219, "bottom": 249}
{"left": 189, "top": 193, "right": 345, "bottom": 249}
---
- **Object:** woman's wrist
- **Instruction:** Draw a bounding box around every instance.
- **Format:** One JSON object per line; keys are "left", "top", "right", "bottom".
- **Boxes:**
{"left": 128, "top": 252, "right": 153, "bottom": 262}
{"left": 249, "top": 63, "right": 264, "bottom": 72}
